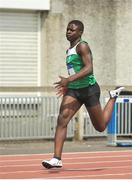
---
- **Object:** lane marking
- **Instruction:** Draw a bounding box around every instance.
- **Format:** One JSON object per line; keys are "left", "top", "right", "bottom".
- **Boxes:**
{"left": 1, "top": 158, "right": 132, "bottom": 168}
{"left": 0, "top": 149, "right": 132, "bottom": 157}
{"left": 1, "top": 154, "right": 132, "bottom": 163}
{"left": 1, "top": 164, "right": 132, "bottom": 174}
{"left": 53, "top": 172, "right": 132, "bottom": 179}
{"left": 0, "top": 151, "right": 132, "bottom": 178}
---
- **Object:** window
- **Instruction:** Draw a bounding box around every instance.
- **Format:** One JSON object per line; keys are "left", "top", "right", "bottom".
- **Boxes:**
{"left": 0, "top": 11, "right": 41, "bottom": 86}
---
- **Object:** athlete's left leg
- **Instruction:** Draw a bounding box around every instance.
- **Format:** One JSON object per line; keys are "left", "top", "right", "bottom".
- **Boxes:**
{"left": 85, "top": 86, "right": 125, "bottom": 132}
{"left": 86, "top": 98, "right": 116, "bottom": 132}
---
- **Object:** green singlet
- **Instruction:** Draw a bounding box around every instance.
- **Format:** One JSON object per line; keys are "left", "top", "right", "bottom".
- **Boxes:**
{"left": 66, "top": 40, "right": 96, "bottom": 89}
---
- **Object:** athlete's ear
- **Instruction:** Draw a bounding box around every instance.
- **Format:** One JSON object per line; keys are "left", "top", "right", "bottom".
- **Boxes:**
{"left": 79, "top": 30, "right": 83, "bottom": 36}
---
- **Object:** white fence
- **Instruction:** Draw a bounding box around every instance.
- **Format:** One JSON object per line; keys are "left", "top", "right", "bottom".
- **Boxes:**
{"left": 0, "top": 96, "right": 132, "bottom": 140}
{"left": 0, "top": 96, "right": 74, "bottom": 140}
{"left": 116, "top": 97, "right": 132, "bottom": 136}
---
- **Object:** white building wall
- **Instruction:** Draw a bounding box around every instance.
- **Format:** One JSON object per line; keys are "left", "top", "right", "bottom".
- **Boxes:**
{"left": 115, "top": 1, "right": 132, "bottom": 86}
{"left": 42, "top": 0, "right": 132, "bottom": 93}
{"left": 0, "top": 0, "right": 132, "bottom": 94}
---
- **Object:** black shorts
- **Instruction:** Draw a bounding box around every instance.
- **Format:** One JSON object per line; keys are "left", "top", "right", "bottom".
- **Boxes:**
{"left": 65, "top": 83, "right": 100, "bottom": 107}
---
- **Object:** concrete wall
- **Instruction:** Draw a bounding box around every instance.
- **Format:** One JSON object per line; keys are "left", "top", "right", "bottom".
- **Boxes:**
{"left": 115, "top": 0, "right": 132, "bottom": 86}
{"left": 41, "top": 0, "right": 132, "bottom": 94}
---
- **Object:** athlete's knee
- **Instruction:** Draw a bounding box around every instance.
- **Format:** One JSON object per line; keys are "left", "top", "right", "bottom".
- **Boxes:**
{"left": 57, "top": 111, "right": 70, "bottom": 128}
{"left": 94, "top": 124, "right": 106, "bottom": 132}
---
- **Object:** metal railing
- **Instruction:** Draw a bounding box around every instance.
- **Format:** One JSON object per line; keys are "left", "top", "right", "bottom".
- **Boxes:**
{"left": 0, "top": 96, "right": 74, "bottom": 140}
{"left": 116, "top": 97, "right": 132, "bottom": 136}
{"left": 0, "top": 96, "right": 132, "bottom": 140}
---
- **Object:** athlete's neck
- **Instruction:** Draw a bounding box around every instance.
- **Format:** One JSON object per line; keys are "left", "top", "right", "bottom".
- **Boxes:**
{"left": 70, "top": 38, "right": 81, "bottom": 48}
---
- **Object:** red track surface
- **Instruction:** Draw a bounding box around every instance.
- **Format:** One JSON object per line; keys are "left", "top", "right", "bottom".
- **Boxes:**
{"left": 0, "top": 150, "right": 132, "bottom": 179}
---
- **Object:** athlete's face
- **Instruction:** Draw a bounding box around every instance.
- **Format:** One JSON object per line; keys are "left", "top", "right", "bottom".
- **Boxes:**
{"left": 66, "top": 23, "right": 82, "bottom": 42}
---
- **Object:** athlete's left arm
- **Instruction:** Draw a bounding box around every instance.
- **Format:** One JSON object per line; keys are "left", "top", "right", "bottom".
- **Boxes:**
{"left": 68, "top": 42, "right": 93, "bottom": 82}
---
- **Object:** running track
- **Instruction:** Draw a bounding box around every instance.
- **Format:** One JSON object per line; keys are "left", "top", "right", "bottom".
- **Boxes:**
{"left": 0, "top": 150, "right": 132, "bottom": 179}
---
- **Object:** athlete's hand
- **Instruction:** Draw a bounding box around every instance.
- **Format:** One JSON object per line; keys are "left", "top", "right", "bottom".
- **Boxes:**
{"left": 55, "top": 86, "right": 68, "bottom": 97}
{"left": 54, "top": 76, "right": 69, "bottom": 87}
{"left": 54, "top": 76, "right": 69, "bottom": 97}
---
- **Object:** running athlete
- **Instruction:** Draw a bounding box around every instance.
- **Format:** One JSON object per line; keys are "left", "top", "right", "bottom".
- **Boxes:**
{"left": 42, "top": 20, "right": 124, "bottom": 169}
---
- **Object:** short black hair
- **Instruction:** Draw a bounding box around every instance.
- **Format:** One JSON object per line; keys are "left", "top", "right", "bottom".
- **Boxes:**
{"left": 68, "top": 20, "right": 84, "bottom": 32}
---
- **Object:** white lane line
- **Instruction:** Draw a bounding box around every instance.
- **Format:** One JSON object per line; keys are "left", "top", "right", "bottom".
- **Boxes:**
{"left": 0, "top": 149, "right": 132, "bottom": 157}
{"left": 53, "top": 172, "right": 132, "bottom": 179}
{"left": 0, "top": 154, "right": 132, "bottom": 163}
{"left": 1, "top": 159, "right": 132, "bottom": 168}
{"left": 0, "top": 164, "right": 132, "bottom": 174}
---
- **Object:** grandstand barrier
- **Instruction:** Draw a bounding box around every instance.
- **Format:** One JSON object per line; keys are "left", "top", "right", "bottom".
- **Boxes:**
{"left": 0, "top": 96, "right": 74, "bottom": 140}
{"left": 0, "top": 95, "right": 132, "bottom": 141}
{"left": 107, "top": 97, "right": 132, "bottom": 146}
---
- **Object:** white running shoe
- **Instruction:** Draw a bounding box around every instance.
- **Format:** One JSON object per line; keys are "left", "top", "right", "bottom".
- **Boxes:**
{"left": 109, "top": 86, "right": 125, "bottom": 98}
{"left": 42, "top": 158, "right": 62, "bottom": 169}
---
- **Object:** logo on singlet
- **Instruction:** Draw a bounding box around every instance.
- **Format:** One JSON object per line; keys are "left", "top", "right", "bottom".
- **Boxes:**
{"left": 67, "top": 63, "right": 76, "bottom": 75}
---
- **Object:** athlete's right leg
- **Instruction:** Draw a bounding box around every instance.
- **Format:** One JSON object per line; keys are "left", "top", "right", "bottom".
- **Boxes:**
{"left": 42, "top": 95, "right": 82, "bottom": 169}
{"left": 54, "top": 95, "right": 82, "bottom": 159}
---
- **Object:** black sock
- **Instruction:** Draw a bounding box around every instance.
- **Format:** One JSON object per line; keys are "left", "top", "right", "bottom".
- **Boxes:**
{"left": 54, "top": 156, "right": 61, "bottom": 160}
